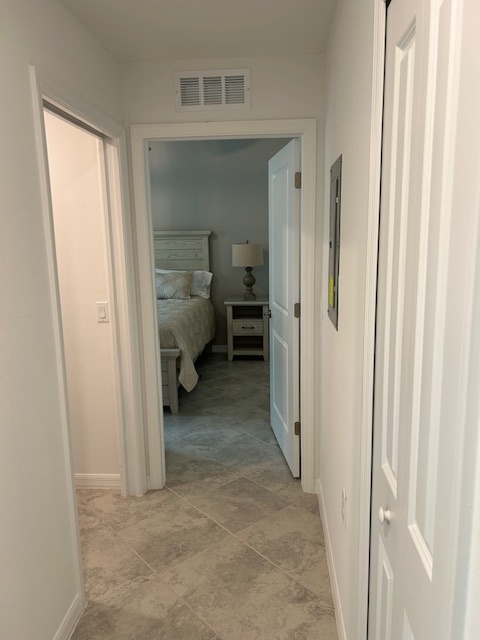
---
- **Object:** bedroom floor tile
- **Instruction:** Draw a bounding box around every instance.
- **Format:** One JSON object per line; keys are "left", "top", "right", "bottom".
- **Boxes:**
{"left": 72, "top": 356, "right": 337, "bottom": 639}
{"left": 194, "top": 431, "right": 284, "bottom": 470}
{"left": 166, "top": 416, "right": 240, "bottom": 443}
{"left": 219, "top": 407, "right": 277, "bottom": 446}
{"left": 191, "top": 395, "right": 258, "bottom": 418}
{"left": 165, "top": 440, "right": 242, "bottom": 497}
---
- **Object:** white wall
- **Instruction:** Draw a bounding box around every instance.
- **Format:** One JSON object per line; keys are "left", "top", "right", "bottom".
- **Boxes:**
{"left": 148, "top": 138, "right": 288, "bottom": 344}
{"left": 320, "top": 1, "right": 377, "bottom": 638}
{"left": 122, "top": 54, "right": 325, "bottom": 126}
{"left": 122, "top": 56, "right": 326, "bottom": 318}
{"left": 0, "top": 1, "right": 122, "bottom": 638}
{"left": 45, "top": 111, "right": 120, "bottom": 479}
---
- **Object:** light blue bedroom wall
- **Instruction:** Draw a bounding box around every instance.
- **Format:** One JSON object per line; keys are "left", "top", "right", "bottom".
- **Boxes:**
{"left": 148, "top": 138, "right": 289, "bottom": 345}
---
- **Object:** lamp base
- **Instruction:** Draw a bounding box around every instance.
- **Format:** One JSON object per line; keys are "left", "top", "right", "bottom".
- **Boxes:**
{"left": 243, "top": 267, "right": 257, "bottom": 300}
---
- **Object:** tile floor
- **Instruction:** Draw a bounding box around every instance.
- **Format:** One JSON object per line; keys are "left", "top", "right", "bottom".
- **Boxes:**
{"left": 72, "top": 353, "right": 338, "bottom": 639}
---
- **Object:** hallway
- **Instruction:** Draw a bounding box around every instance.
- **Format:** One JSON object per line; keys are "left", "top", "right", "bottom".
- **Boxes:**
{"left": 72, "top": 354, "right": 337, "bottom": 639}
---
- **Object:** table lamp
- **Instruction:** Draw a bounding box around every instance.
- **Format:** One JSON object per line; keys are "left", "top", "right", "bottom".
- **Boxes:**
{"left": 232, "top": 241, "right": 264, "bottom": 300}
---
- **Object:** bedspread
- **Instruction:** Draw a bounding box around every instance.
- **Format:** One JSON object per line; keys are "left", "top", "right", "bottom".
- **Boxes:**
{"left": 157, "top": 296, "right": 215, "bottom": 391}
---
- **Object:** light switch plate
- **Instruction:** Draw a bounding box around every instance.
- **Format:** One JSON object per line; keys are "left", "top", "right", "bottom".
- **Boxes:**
{"left": 96, "top": 301, "right": 109, "bottom": 323}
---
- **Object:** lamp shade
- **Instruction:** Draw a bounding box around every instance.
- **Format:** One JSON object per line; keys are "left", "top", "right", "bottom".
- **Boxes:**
{"left": 232, "top": 242, "right": 264, "bottom": 267}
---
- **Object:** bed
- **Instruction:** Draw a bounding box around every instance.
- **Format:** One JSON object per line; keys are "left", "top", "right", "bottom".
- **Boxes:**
{"left": 153, "top": 230, "right": 215, "bottom": 413}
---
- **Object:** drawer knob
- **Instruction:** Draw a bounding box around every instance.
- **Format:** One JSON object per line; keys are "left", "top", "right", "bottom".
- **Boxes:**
{"left": 242, "top": 325, "right": 255, "bottom": 330}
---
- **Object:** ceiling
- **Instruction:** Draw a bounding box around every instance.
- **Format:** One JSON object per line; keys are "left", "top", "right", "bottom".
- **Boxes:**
{"left": 60, "top": 0, "right": 337, "bottom": 63}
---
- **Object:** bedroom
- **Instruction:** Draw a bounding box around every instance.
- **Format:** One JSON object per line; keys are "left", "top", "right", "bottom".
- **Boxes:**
{"left": 148, "top": 138, "right": 285, "bottom": 396}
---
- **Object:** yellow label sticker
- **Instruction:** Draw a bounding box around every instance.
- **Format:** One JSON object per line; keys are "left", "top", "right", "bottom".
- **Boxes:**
{"left": 329, "top": 276, "right": 335, "bottom": 308}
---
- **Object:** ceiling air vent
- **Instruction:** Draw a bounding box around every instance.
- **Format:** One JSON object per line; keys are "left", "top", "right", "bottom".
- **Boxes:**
{"left": 175, "top": 69, "right": 250, "bottom": 112}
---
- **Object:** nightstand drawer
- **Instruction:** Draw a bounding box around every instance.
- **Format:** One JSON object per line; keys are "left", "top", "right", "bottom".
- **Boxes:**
{"left": 232, "top": 319, "right": 263, "bottom": 335}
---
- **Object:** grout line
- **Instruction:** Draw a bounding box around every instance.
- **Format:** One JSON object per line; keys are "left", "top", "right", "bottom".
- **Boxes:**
{"left": 76, "top": 358, "right": 336, "bottom": 633}
{"left": 179, "top": 597, "right": 222, "bottom": 637}
{"left": 161, "top": 486, "right": 335, "bottom": 614}
{"left": 235, "top": 534, "right": 336, "bottom": 613}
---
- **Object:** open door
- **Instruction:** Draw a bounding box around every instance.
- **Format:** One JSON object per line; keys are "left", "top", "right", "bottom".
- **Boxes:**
{"left": 268, "top": 139, "right": 300, "bottom": 477}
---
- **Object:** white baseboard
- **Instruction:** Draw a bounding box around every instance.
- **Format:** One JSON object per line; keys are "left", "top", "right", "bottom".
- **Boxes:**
{"left": 53, "top": 593, "right": 85, "bottom": 640}
{"left": 211, "top": 344, "right": 227, "bottom": 353}
{"left": 316, "top": 478, "right": 347, "bottom": 640}
{"left": 75, "top": 473, "right": 121, "bottom": 489}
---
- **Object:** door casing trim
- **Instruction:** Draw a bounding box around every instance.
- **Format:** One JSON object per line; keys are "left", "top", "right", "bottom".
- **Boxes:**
{"left": 130, "top": 119, "right": 317, "bottom": 493}
{"left": 30, "top": 66, "right": 146, "bottom": 506}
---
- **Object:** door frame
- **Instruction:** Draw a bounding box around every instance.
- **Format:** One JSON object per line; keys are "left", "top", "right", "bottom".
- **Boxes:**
{"left": 359, "top": 1, "right": 388, "bottom": 637}
{"left": 130, "top": 119, "right": 317, "bottom": 493}
{"left": 30, "top": 67, "right": 147, "bottom": 506}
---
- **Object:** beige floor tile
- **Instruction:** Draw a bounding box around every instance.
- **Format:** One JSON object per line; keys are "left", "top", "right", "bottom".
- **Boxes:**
{"left": 238, "top": 505, "right": 334, "bottom": 607}
{"left": 163, "top": 536, "right": 334, "bottom": 635}
{"left": 78, "top": 487, "right": 178, "bottom": 531}
{"left": 220, "top": 588, "right": 337, "bottom": 640}
{"left": 81, "top": 525, "right": 153, "bottom": 605}
{"left": 76, "top": 500, "right": 112, "bottom": 544}
{"left": 243, "top": 458, "right": 320, "bottom": 515}
{"left": 116, "top": 496, "right": 229, "bottom": 573}
{"left": 72, "top": 576, "right": 218, "bottom": 640}
{"left": 187, "top": 477, "right": 288, "bottom": 533}
{"left": 73, "top": 356, "right": 336, "bottom": 638}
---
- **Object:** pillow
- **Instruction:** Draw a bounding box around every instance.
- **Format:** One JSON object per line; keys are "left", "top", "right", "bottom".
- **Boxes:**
{"left": 155, "top": 270, "right": 192, "bottom": 299}
{"left": 191, "top": 269, "right": 213, "bottom": 298}
{"left": 155, "top": 268, "right": 213, "bottom": 299}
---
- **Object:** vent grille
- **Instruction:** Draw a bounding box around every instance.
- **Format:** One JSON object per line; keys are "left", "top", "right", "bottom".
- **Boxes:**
{"left": 175, "top": 69, "right": 250, "bottom": 111}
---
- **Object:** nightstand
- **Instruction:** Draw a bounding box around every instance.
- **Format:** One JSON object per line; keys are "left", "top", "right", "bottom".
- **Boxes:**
{"left": 224, "top": 298, "right": 270, "bottom": 362}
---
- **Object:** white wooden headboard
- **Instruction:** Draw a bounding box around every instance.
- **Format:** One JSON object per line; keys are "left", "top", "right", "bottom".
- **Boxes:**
{"left": 153, "top": 230, "right": 211, "bottom": 271}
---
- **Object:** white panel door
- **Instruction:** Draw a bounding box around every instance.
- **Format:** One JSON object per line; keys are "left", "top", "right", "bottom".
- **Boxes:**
{"left": 369, "top": 0, "right": 474, "bottom": 637}
{"left": 268, "top": 140, "right": 300, "bottom": 477}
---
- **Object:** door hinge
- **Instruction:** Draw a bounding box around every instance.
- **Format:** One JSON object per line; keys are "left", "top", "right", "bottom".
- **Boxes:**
{"left": 294, "top": 302, "right": 301, "bottom": 318}
{"left": 294, "top": 421, "right": 301, "bottom": 436}
{"left": 295, "top": 171, "right": 302, "bottom": 189}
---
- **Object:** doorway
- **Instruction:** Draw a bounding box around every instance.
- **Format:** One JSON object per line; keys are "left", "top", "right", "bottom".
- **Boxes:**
{"left": 31, "top": 66, "right": 147, "bottom": 497}
{"left": 130, "top": 119, "right": 317, "bottom": 493}
{"left": 147, "top": 136, "right": 301, "bottom": 480}
{"left": 43, "top": 107, "right": 122, "bottom": 491}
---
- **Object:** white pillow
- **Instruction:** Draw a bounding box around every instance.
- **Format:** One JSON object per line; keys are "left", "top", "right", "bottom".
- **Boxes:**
{"left": 155, "top": 269, "right": 213, "bottom": 299}
{"left": 191, "top": 269, "right": 213, "bottom": 298}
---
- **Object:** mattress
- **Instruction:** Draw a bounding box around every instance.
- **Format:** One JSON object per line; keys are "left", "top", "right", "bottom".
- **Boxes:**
{"left": 157, "top": 296, "right": 215, "bottom": 391}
